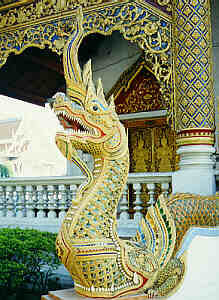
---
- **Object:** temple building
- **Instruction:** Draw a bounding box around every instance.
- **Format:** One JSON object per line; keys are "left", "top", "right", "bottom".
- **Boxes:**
{"left": 0, "top": 95, "right": 66, "bottom": 176}
{"left": 0, "top": 1, "right": 219, "bottom": 299}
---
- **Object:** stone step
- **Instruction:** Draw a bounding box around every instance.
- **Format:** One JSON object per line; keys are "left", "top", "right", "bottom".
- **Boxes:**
{"left": 41, "top": 289, "right": 76, "bottom": 300}
{"left": 42, "top": 289, "right": 150, "bottom": 300}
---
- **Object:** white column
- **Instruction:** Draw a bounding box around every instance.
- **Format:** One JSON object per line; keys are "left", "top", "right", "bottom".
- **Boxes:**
{"left": 26, "top": 185, "right": 35, "bottom": 218}
{"left": 172, "top": 145, "right": 215, "bottom": 195}
{"left": 0, "top": 186, "right": 5, "bottom": 217}
{"left": 47, "top": 185, "right": 57, "bottom": 219}
{"left": 16, "top": 185, "right": 24, "bottom": 217}
{"left": 147, "top": 183, "right": 156, "bottom": 205}
{"left": 119, "top": 184, "right": 129, "bottom": 221}
{"left": 58, "top": 184, "right": 67, "bottom": 219}
{"left": 133, "top": 183, "right": 142, "bottom": 222}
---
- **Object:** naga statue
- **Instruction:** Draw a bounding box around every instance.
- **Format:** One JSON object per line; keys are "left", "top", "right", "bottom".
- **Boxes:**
{"left": 50, "top": 9, "right": 219, "bottom": 299}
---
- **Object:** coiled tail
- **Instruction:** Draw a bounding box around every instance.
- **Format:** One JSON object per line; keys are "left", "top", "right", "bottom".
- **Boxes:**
{"left": 166, "top": 193, "right": 219, "bottom": 256}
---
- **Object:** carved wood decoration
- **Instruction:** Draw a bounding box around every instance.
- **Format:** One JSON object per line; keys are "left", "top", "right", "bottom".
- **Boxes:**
{"left": 128, "top": 123, "right": 179, "bottom": 173}
{"left": 0, "top": 0, "right": 34, "bottom": 11}
{"left": 108, "top": 56, "right": 178, "bottom": 173}
{"left": 107, "top": 55, "right": 165, "bottom": 114}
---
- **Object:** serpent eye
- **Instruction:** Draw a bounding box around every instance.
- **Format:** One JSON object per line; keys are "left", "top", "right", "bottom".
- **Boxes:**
{"left": 93, "top": 105, "right": 99, "bottom": 111}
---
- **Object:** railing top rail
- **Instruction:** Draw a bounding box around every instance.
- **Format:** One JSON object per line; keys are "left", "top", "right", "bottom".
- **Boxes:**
{"left": 0, "top": 176, "right": 86, "bottom": 186}
{"left": 0, "top": 172, "right": 173, "bottom": 186}
{"left": 127, "top": 172, "right": 173, "bottom": 183}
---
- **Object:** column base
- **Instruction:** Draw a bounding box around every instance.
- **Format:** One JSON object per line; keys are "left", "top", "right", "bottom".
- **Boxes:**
{"left": 173, "top": 168, "right": 215, "bottom": 195}
{"left": 172, "top": 145, "right": 216, "bottom": 195}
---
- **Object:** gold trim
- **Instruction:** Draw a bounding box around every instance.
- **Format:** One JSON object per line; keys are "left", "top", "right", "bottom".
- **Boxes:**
{"left": 0, "top": 1, "right": 119, "bottom": 33}
{"left": 0, "top": 0, "right": 171, "bottom": 33}
{"left": 177, "top": 136, "right": 214, "bottom": 146}
{"left": 178, "top": 127, "right": 215, "bottom": 133}
{"left": 0, "top": 0, "right": 34, "bottom": 12}
{"left": 176, "top": 128, "right": 215, "bottom": 146}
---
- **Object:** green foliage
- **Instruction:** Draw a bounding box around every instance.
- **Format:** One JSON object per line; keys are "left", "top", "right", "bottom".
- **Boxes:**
{"left": 0, "top": 164, "right": 11, "bottom": 178}
{"left": 0, "top": 227, "right": 61, "bottom": 297}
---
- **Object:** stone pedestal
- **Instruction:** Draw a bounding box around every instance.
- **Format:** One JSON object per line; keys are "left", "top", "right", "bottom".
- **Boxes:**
{"left": 41, "top": 289, "right": 149, "bottom": 300}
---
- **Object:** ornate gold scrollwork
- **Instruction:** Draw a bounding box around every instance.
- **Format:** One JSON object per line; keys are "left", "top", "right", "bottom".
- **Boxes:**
{"left": 0, "top": 17, "right": 75, "bottom": 66}
{"left": 144, "top": 51, "right": 171, "bottom": 116}
{"left": 0, "top": 0, "right": 104, "bottom": 28}
{"left": 0, "top": 1, "right": 172, "bottom": 120}
{"left": 82, "top": 3, "right": 172, "bottom": 114}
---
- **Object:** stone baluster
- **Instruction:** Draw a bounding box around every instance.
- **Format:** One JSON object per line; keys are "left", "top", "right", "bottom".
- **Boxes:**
{"left": 58, "top": 184, "right": 68, "bottom": 219}
{"left": 36, "top": 185, "right": 46, "bottom": 218}
{"left": 25, "top": 185, "right": 35, "bottom": 218}
{"left": 161, "top": 182, "right": 169, "bottom": 198}
{"left": 0, "top": 186, "right": 6, "bottom": 217}
{"left": 147, "top": 183, "right": 156, "bottom": 206}
{"left": 6, "top": 185, "right": 15, "bottom": 217}
{"left": 119, "top": 184, "right": 129, "bottom": 221}
{"left": 47, "top": 185, "right": 57, "bottom": 218}
{"left": 69, "top": 184, "right": 77, "bottom": 207}
{"left": 15, "top": 185, "right": 25, "bottom": 217}
{"left": 133, "top": 183, "right": 142, "bottom": 222}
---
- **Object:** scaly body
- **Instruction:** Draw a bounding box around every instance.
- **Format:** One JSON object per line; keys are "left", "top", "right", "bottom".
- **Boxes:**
{"left": 50, "top": 9, "right": 219, "bottom": 299}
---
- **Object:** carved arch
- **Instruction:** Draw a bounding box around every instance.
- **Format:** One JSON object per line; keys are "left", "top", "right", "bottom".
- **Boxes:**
{"left": 0, "top": 1, "right": 172, "bottom": 120}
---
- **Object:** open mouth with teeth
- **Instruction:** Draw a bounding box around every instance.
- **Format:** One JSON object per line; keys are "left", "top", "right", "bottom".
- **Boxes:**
{"left": 55, "top": 108, "right": 105, "bottom": 138}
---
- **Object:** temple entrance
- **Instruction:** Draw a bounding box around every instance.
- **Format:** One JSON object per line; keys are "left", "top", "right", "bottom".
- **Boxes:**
{"left": 108, "top": 55, "right": 178, "bottom": 174}
{"left": 108, "top": 55, "right": 178, "bottom": 214}
{"left": 128, "top": 120, "right": 178, "bottom": 173}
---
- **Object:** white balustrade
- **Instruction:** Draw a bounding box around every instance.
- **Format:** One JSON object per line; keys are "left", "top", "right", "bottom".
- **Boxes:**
{"left": 117, "top": 172, "right": 173, "bottom": 236}
{"left": 6, "top": 185, "right": 15, "bottom": 217}
{"left": 147, "top": 183, "right": 156, "bottom": 205}
{"left": 58, "top": 184, "right": 68, "bottom": 219}
{"left": 47, "top": 185, "right": 57, "bottom": 219}
{"left": 15, "top": 185, "right": 24, "bottom": 218}
{"left": 0, "top": 186, "right": 5, "bottom": 217}
{"left": 0, "top": 173, "right": 172, "bottom": 235}
{"left": 161, "top": 182, "right": 170, "bottom": 197}
{"left": 133, "top": 183, "right": 142, "bottom": 222}
{"left": 26, "top": 185, "right": 35, "bottom": 218}
{"left": 37, "top": 185, "right": 46, "bottom": 218}
{"left": 119, "top": 184, "right": 129, "bottom": 221}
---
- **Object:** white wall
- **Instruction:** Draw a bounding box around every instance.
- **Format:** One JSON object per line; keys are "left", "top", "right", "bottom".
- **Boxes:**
{"left": 81, "top": 31, "right": 142, "bottom": 94}
{"left": 170, "top": 235, "right": 219, "bottom": 300}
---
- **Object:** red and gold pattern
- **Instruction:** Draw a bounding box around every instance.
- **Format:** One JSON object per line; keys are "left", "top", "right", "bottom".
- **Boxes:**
{"left": 176, "top": 129, "right": 214, "bottom": 146}
{"left": 107, "top": 56, "right": 165, "bottom": 115}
